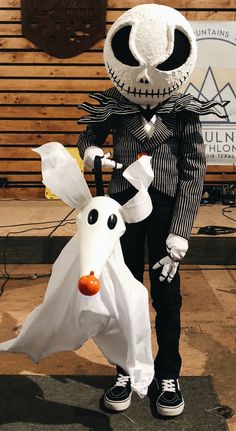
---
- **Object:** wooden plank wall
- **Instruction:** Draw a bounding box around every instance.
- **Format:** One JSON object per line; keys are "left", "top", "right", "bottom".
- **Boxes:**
{"left": 0, "top": 0, "right": 235, "bottom": 198}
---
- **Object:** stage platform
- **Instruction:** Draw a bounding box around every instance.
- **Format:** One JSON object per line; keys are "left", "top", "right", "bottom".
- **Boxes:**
{"left": 0, "top": 201, "right": 235, "bottom": 265}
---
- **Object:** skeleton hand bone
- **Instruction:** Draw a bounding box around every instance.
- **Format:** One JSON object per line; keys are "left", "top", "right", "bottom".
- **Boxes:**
{"left": 153, "top": 234, "right": 188, "bottom": 283}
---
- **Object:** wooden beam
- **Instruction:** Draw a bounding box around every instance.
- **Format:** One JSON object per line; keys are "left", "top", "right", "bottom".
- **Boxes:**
{"left": 0, "top": 65, "right": 108, "bottom": 78}
{"left": 0, "top": 133, "right": 81, "bottom": 145}
{"left": 0, "top": 79, "right": 110, "bottom": 92}
{"left": 0, "top": 93, "right": 94, "bottom": 105}
{"left": 0, "top": 51, "right": 104, "bottom": 64}
{"left": 0, "top": 119, "right": 82, "bottom": 132}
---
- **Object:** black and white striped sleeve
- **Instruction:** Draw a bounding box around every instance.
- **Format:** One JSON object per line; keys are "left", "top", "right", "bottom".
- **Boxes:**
{"left": 77, "top": 120, "right": 111, "bottom": 159}
{"left": 169, "top": 111, "right": 206, "bottom": 239}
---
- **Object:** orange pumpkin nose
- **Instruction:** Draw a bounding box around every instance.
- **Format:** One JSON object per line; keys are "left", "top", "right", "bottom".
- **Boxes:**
{"left": 78, "top": 271, "right": 100, "bottom": 296}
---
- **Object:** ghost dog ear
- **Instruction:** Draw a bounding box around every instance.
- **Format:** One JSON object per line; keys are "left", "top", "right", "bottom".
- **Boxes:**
{"left": 33, "top": 142, "right": 91, "bottom": 209}
{"left": 120, "top": 156, "right": 154, "bottom": 223}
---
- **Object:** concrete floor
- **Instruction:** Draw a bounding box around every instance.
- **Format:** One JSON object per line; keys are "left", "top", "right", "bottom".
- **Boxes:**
{"left": 0, "top": 263, "right": 235, "bottom": 430}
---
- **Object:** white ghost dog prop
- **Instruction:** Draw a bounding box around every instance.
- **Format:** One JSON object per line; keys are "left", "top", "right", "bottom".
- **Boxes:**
{"left": 0, "top": 142, "right": 154, "bottom": 397}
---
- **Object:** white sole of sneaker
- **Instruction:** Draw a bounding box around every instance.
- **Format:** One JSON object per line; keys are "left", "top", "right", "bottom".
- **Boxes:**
{"left": 156, "top": 400, "right": 185, "bottom": 417}
{"left": 104, "top": 394, "right": 132, "bottom": 412}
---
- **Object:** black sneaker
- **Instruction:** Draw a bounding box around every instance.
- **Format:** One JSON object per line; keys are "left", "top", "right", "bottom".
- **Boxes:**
{"left": 104, "top": 372, "right": 132, "bottom": 411}
{"left": 156, "top": 378, "right": 184, "bottom": 416}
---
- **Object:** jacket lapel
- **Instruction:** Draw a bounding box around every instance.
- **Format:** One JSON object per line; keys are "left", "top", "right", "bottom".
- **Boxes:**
{"left": 149, "top": 115, "right": 174, "bottom": 144}
{"left": 123, "top": 113, "right": 148, "bottom": 142}
{"left": 123, "top": 112, "right": 175, "bottom": 150}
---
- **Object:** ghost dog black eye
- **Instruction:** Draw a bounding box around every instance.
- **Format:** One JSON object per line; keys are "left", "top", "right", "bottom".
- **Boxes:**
{"left": 107, "top": 214, "right": 117, "bottom": 230}
{"left": 88, "top": 209, "right": 98, "bottom": 225}
{"left": 111, "top": 26, "right": 139, "bottom": 66}
{"left": 157, "top": 29, "right": 191, "bottom": 71}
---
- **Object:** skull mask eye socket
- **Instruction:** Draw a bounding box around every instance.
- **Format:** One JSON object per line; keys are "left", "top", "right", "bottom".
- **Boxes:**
{"left": 157, "top": 29, "right": 191, "bottom": 71}
{"left": 111, "top": 25, "right": 140, "bottom": 67}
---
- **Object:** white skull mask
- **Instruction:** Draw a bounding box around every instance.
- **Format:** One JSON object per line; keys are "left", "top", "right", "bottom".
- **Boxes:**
{"left": 103, "top": 4, "right": 197, "bottom": 106}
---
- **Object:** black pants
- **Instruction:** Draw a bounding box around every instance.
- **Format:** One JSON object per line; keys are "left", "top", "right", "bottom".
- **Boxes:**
{"left": 110, "top": 186, "right": 182, "bottom": 379}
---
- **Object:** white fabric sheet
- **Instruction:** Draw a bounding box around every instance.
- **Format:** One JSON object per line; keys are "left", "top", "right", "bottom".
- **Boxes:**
{"left": 0, "top": 143, "right": 155, "bottom": 397}
{"left": 0, "top": 238, "right": 154, "bottom": 396}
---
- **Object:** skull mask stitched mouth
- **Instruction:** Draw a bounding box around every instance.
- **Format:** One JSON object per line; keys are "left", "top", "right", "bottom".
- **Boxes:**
{"left": 103, "top": 4, "right": 197, "bottom": 106}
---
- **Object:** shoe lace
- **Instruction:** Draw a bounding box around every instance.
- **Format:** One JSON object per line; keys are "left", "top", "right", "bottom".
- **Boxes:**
{"left": 115, "top": 374, "right": 130, "bottom": 387}
{"left": 161, "top": 379, "right": 176, "bottom": 393}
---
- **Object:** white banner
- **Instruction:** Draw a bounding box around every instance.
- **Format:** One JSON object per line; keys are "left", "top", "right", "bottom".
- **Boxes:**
{"left": 183, "top": 22, "right": 236, "bottom": 165}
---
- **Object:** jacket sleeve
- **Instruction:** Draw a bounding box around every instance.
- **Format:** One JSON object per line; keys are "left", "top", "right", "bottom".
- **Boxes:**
{"left": 77, "top": 88, "right": 116, "bottom": 159}
{"left": 77, "top": 121, "right": 112, "bottom": 160}
{"left": 169, "top": 111, "right": 206, "bottom": 239}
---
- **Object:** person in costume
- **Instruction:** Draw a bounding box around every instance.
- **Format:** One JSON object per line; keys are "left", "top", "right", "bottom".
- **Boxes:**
{"left": 77, "top": 4, "right": 228, "bottom": 417}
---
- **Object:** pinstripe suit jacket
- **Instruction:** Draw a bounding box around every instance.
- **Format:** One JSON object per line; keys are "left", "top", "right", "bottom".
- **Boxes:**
{"left": 78, "top": 87, "right": 206, "bottom": 239}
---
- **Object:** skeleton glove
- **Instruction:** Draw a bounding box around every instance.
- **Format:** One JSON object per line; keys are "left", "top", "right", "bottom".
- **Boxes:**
{"left": 84, "top": 146, "right": 123, "bottom": 170}
{"left": 153, "top": 233, "right": 188, "bottom": 283}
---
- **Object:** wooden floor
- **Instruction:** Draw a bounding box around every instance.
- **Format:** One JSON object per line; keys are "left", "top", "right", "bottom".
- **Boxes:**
{"left": 0, "top": 200, "right": 235, "bottom": 429}
{"left": 0, "top": 263, "right": 235, "bottom": 430}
